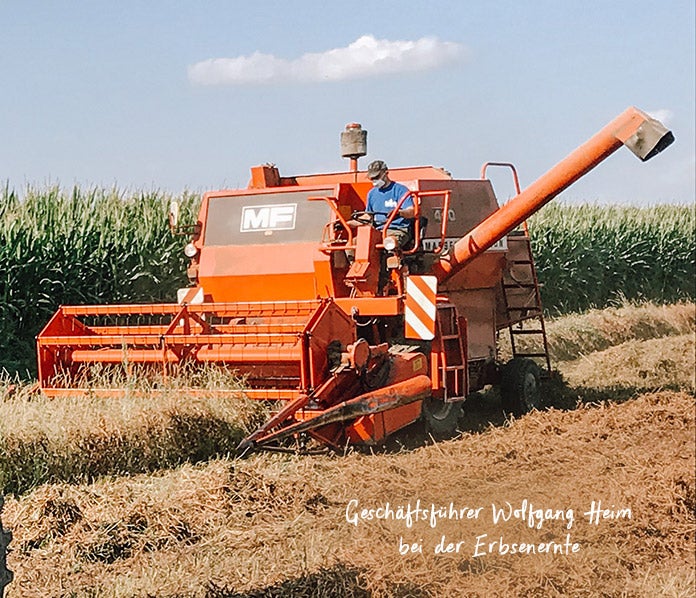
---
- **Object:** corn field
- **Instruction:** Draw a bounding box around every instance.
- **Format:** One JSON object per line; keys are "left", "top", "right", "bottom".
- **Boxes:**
{"left": 528, "top": 203, "right": 695, "bottom": 314}
{"left": 0, "top": 186, "right": 197, "bottom": 376}
{"left": 0, "top": 186, "right": 694, "bottom": 376}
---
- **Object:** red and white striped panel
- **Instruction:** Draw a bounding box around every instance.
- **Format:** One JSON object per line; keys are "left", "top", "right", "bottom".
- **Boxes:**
{"left": 404, "top": 275, "right": 437, "bottom": 340}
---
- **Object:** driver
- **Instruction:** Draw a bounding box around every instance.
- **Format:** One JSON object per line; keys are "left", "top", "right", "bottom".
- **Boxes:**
{"left": 366, "top": 160, "right": 415, "bottom": 248}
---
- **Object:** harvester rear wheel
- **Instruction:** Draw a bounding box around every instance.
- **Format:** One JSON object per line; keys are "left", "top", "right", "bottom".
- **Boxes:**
{"left": 422, "top": 396, "right": 461, "bottom": 440}
{"left": 500, "top": 358, "right": 541, "bottom": 416}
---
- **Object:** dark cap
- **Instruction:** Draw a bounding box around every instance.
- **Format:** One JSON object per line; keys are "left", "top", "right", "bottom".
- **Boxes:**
{"left": 367, "top": 160, "right": 388, "bottom": 178}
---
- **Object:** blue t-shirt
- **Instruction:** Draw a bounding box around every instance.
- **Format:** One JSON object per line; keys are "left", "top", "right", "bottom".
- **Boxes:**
{"left": 366, "top": 181, "right": 413, "bottom": 231}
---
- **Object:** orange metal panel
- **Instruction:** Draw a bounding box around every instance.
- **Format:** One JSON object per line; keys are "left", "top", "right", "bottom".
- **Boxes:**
{"left": 346, "top": 401, "right": 423, "bottom": 444}
{"left": 198, "top": 245, "right": 324, "bottom": 302}
{"left": 440, "top": 252, "right": 507, "bottom": 291}
{"left": 334, "top": 296, "right": 401, "bottom": 317}
{"left": 444, "top": 289, "right": 497, "bottom": 360}
{"left": 290, "top": 166, "right": 451, "bottom": 186}
{"left": 249, "top": 164, "right": 281, "bottom": 188}
{"left": 381, "top": 401, "right": 423, "bottom": 436}
{"left": 347, "top": 414, "right": 377, "bottom": 443}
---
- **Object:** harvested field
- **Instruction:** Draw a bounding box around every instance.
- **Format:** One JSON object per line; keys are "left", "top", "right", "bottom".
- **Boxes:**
{"left": 2, "top": 302, "right": 695, "bottom": 597}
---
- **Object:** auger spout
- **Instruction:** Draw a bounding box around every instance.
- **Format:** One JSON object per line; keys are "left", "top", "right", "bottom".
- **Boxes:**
{"left": 430, "top": 106, "right": 674, "bottom": 283}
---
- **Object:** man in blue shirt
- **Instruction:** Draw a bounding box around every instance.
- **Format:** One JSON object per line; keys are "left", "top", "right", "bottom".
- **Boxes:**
{"left": 366, "top": 160, "right": 415, "bottom": 248}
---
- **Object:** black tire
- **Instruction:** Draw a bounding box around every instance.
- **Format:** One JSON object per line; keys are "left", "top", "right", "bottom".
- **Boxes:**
{"left": 500, "top": 358, "right": 541, "bottom": 417}
{"left": 422, "top": 396, "right": 461, "bottom": 440}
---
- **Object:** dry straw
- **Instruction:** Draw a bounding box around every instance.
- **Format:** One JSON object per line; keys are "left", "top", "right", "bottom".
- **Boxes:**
{"left": 0, "top": 373, "right": 266, "bottom": 496}
{"left": 3, "top": 390, "right": 694, "bottom": 597}
{"left": 0, "top": 303, "right": 694, "bottom": 596}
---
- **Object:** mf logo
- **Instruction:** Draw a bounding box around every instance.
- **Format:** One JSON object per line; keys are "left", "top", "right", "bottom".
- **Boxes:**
{"left": 240, "top": 203, "right": 297, "bottom": 232}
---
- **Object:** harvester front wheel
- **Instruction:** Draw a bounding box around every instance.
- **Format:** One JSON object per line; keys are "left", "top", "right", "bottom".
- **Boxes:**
{"left": 422, "top": 396, "right": 461, "bottom": 440}
{"left": 500, "top": 358, "right": 541, "bottom": 416}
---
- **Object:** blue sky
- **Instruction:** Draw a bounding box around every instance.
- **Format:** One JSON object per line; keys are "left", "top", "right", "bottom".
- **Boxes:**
{"left": 1, "top": 1, "right": 693, "bottom": 204}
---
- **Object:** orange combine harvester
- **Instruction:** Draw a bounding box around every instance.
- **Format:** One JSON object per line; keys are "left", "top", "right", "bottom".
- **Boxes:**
{"left": 36, "top": 107, "right": 673, "bottom": 453}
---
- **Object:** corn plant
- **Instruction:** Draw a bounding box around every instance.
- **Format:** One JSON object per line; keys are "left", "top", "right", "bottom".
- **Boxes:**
{"left": 0, "top": 186, "right": 198, "bottom": 375}
{"left": 528, "top": 204, "right": 695, "bottom": 314}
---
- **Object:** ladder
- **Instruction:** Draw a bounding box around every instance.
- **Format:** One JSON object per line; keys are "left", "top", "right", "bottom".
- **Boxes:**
{"left": 480, "top": 161, "right": 551, "bottom": 377}
{"left": 501, "top": 226, "right": 552, "bottom": 376}
{"left": 435, "top": 303, "right": 468, "bottom": 401}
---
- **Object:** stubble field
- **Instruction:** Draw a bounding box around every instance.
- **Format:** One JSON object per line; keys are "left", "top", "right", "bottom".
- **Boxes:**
{"left": 1, "top": 301, "right": 694, "bottom": 598}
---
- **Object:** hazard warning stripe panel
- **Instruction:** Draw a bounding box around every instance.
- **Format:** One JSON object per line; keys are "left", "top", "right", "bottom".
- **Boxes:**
{"left": 404, "top": 275, "right": 437, "bottom": 340}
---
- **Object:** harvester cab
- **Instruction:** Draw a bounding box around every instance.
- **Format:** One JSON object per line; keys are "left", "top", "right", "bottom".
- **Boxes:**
{"left": 37, "top": 107, "right": 673, "bottom": 453}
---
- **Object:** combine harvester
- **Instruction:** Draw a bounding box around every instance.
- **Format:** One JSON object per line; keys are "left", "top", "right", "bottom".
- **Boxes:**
{"left": 36, "top": 107, "right": 673, "bottom": 453}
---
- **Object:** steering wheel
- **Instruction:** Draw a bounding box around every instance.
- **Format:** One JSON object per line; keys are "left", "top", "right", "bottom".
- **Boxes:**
{"left": 350, "top": 211, "right": 376, "bottom": 226}
{"left": 350, "top": 210, "right": 395, "bottom": 226}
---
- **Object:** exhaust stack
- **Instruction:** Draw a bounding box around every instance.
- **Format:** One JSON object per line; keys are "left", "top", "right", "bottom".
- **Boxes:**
{"left": 341, "top": 122, "right": 367, "bottom": 174}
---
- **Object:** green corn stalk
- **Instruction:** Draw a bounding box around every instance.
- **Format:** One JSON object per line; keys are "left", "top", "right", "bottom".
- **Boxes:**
{"left": 0, "top": 185, "right": 198, "bottom": 376}
{"left": 528, "top": 204, "right": 695, "bottom": 314}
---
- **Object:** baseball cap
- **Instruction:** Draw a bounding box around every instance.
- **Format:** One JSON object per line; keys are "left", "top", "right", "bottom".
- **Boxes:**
{"left": 367, "top": 160, "right": 388, "bottom": 179}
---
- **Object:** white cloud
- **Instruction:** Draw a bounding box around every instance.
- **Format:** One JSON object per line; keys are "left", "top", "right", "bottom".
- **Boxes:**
{"left": 647, "top": 108, "right": 674, "bottom": 126}
{"left": 188, "top": 35, "right": 466, "bottom": 86}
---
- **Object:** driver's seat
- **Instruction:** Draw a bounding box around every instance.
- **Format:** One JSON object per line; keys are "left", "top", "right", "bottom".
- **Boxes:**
{"left": 403, "top": 216, "right": 428, "bottom": 252}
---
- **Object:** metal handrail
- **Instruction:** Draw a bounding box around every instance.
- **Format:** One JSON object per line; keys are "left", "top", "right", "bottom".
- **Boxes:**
{"left": 311, "top": 195, "right": 354, "bottom": 250}
{"left": 480, "top": 161, "right": 522, "bottom": 194}
{"left": 381, "top": 189, "right": 451, "bottom": 255}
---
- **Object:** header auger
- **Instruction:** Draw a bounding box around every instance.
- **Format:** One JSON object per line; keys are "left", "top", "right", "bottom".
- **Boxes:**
{"left": 37, "top": 107, "right": 673, "bottom": 453}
